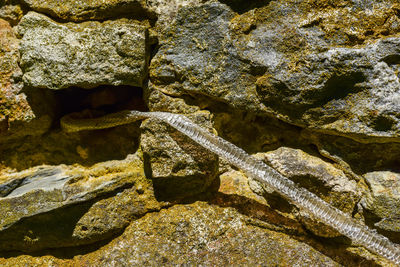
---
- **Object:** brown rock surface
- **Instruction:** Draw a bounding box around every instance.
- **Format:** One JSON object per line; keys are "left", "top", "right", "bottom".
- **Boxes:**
{"left": 0, "top": 18, "right": 53, "bottom": 141}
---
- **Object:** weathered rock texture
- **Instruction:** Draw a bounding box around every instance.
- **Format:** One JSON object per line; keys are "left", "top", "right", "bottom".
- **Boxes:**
{"left": 0, "top": 153, "right": 163, "bottom": 252}
{"left": 0, "top": 18, "right": 53, "bottom": 140}
{"left": 18, "top": 11, "right": 149, "bottom": 89}
{"left": 1, "top": 0, "right": 400, "bottom": 266}
{"left": 0, "top": 202, "right": 343, "bottom": 266}
{"left": 141, "top": 111, "right": 218, "bottom": 199}
{"left": 21, "top": 0, "right": 154, "bottom": 21}
{"left": 251, "top": 147, "right": 361, "bottom": 238}
{"left": 362, "top": 171, "right": 400, "bottom": 234}
{"left": 0, "top": 1, "right": 23, "bottom": 25}
{"left": 151, "top": 1, "right": 400, "bottom": 142}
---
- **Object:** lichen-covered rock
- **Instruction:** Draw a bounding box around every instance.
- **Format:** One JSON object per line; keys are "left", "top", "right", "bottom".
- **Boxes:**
{"left": 150, "top": 1, "right": 400, "bottom": 142}
{"left": 362, "top": 171, "right": 400, "bottom": 232}
{"left": 21, "top": 0, "right": 155, "bottom": 22}
{"left": 303, "top": 131, "right": 400, "bottom": 174}
{"left": 147, "top": 0, "right": 204, "bottom": 34}
{"left": 219, "top": 170, "right": 268, "bottom": 205}
{"left": 85, "top": 202, "right": 342, "bottom": 266}
{"left": 140, "top": 87, "right": 218, "bottom": 199}
{"left": 217, "top": 170, "right": 306, "bottom": 235}
{"left": 251, "top": 147, "right": 360, "bottom": 237}
{"left": 1, "top": 1, "right": 400, "bottom": 265}
{"left": 150, "top": 3, "right": 251, "bottom": 105}
{"left": 0, "top": 18, "right": 53, "bottom": 141}
{"left": 0, "top": 153, "right": 162, "bottom": 252}
{"left": 0, "top": 2, "right": 23, "bottom": 25}
{"left": 140, "top": 107, "right": 218, "bottom": 199}
{"left": 0, "top": 202, "right": 343, "bottom": 266}
{"left": 17, "top": 11, "right": 149, "bottom": 89}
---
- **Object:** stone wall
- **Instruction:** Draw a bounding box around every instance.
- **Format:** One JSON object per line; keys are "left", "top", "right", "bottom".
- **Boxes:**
{"left": 1, "top": 0, "right": 400, "bottom": 266}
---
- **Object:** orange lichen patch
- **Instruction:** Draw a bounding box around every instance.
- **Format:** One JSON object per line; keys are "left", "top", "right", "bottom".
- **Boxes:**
{"left": 218, "top": 170, "right": 268, "bottom": 205}
{"left": 0, "top": 19, "right": 35, "bottom": 137}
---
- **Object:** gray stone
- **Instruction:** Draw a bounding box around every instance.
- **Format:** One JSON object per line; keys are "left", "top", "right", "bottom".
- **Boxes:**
{"left": 150, "top": 3, "right": 256, "bottom": 108}
{"left": 251, "top": 147, "right": 360, "bottom": 237}
{"left": 362, "top": 171, "right": 400, "bottom": 232}
{"left": 0, "top": 153, "right": 162, "bottom": 252}
{"left": 150, "top": 2, "right": 400, "bottom": 142}
{"left": 0, "top": 3, "right": 23, "bottom": 25}
{"left": 17, "top": 11, "right": 149, "bottom": 90}
{"left": 147, "top": 0, "right": 204, "bottom": 34}
{"left": 4, "top": 167, "right": 70, "bottom": 198}
{"left": 140, "top": 107, "right": 218, "bottom": 199}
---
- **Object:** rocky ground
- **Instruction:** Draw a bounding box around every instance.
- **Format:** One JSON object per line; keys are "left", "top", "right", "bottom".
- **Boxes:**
{"left": 1, "top": 0, "right": 400, "bottom": 266}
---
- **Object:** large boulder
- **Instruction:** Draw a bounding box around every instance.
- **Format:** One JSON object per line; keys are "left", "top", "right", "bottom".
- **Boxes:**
{"left": 150, "top": 1, "right": 400, "bottom": 142}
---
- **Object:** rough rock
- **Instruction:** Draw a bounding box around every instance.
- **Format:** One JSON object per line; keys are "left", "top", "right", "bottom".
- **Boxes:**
{"left": 0, "top": 18, "right": 53, "bottom": 141}
{"left": 362, "top": 171, "right": 400, "bottom": 233}
{"left": 0, "top": 115, "right": 143, "bottom": 173}
{"left": 17, "top": 11, "right": 149, "bottom": 90}
{"left": 302, "top": 131, "right": 400, "bottom": 174}
{"left": 141, "top": 88, "right": 218, "bottom": 199}
{"left": 0, "top": 202, "right": 343, "bottom": 266}
{"left": 150, "top": 1, "right": 400, "bottom": 141}
{"left": 147, "top": 0, "right": 204, "bottom": 34}
{"left": 0, "top": 153, "right": 162, "bottom": 252}
{"left": 1, "top": 0, "right": 399, "bottom": 266}
{"left": 140, "top": 105, "right": 218, "bottom": 199}
{"left": 251, "top": 147, "right": 360, "bottom": 237}
{"left": 219, "top": 170, "right": 268, "bottom": 205}
{"left": 0, "top": 2, "right": 23, "bottom": 25}
{"left": 149, "top": 3, "right": 246, "bottom": 103}
{"left": 84, "top": 202, "right": 341, "bottom": 266}
{"left": 21, "top": 0, "right": 155, "bottom": 22}
{"left": 217, "top": 170, "right": 306, "bottom": 235}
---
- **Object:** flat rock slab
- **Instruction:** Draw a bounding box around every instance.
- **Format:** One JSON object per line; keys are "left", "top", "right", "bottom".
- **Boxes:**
{"left": 17, "top": 11, "right": 149, "bottom": 90}
{"left": 0, "top": 153, "right": 162, "bottom": 252}
{"left": 0, "top": 166, "right": 70, "bottom": 198}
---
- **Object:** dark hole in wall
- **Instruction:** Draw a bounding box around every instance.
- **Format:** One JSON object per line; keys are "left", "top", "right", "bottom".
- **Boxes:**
{"left": 315, "top": 134, "right": 400, "bottom": 174}
{"left": 309, "top": 71, "right": 366, "bottom": 108}
{"left": 50, "top": 85, "right": 148, "bottom": 164}
{"left": 0, "top": 85, "right": 147, "bottom": 170}
{"left": 362, "top": 209, "right": 400, "bottom": 244}
{"left": 381, "top": 54, "right": 400, "bottom": 65}
{"left": 54, "top": 84, "right": 147, "bottom": 121}
{"left": 371, "top": 114, "right": 396, "bottom": 132}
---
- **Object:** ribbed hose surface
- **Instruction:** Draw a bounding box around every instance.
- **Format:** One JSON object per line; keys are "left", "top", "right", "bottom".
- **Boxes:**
{"left": 61, "top": 110, "right": 400, "bottom": 265}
